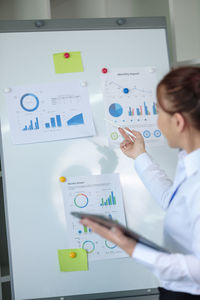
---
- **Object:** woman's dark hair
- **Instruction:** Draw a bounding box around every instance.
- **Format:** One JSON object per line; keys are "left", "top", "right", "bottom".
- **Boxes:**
{"left": 157, "top": 66, "right": 200, "bottom": 129}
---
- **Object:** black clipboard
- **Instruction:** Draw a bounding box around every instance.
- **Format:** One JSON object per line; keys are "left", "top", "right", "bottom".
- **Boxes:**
{"left": 71, "top": 211, "right": 170, "bottom": 254}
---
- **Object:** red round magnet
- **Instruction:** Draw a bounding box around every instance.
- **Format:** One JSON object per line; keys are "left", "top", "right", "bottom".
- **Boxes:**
{"left": 102, "top": 68, "right": 108, "bottom": 74}
{"left": 64, "top": 52, "right": 70, "bottom": 58}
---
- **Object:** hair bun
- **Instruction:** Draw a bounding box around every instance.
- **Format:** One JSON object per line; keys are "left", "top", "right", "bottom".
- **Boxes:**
{"left": 191, "top": 73, "right": 200, "bottom": 95}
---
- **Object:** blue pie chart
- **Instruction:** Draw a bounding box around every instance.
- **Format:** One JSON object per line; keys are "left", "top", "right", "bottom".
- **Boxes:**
{"left": 20, "top": 93, "right": 39, "bottom": 112}
{"left": 154, "top": 129, "right": 161, "bottom": 138}
{"left": 143, "top": 130, "right": 151, "bottom": 138}
{"left": 109, "top": 103, "right": 123, "bottom": 117}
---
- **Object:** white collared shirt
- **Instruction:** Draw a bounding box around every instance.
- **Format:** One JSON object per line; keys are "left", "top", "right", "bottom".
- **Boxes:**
{"left": 132, "top": 149, "right": 200, "bottom": 294}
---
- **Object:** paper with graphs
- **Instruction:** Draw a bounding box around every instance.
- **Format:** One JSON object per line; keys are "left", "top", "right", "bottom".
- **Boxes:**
{"left": 102, "top": 67, "right": 164, "bottom": 147}
{"left": 6, "top": 81, "right": 95, "bottom": 144}
{"left": 61, "top": 173, "right": 128, "bottom": 261}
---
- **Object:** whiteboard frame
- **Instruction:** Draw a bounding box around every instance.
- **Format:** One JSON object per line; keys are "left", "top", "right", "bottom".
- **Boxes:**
{"left": 0, "top": 17, "right": 170, "bottom": 300}
{"left": 0, "top": 16, "right": 167, "bottom": 32}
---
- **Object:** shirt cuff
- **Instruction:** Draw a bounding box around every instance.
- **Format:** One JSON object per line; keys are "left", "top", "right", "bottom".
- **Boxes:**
{"left": 132, "top": 243, "right": 161, "bottom": 267}
{"left": 134, "top": 152, "right": 153, "bottom": 174}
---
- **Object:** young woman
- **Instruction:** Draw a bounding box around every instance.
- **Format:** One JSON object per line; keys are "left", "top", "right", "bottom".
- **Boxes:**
{"left": 81, "top": 67, "right": 200, "bottom": 299}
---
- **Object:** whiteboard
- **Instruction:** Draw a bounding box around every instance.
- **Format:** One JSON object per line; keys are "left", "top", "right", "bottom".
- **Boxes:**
{"left": 0, "top": 17, "right": 178, "bottom": 300}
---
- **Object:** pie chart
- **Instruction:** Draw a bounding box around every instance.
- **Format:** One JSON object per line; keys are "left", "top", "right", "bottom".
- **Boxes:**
{"left": 143, "top": 130, "right": 151, "bottom": 138}
{"left": 154, "top": 129, "right": 161, "bottom": 138}
{"left": 20, "top": 93, "right": 39, "bottom": 112}
{"left": 109, "top": 103, "right": 123, "bottom": 117}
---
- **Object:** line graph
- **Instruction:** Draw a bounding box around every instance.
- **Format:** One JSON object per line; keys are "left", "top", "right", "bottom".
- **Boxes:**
{"left": 107, "top": 81, "right": 153, "bottom": 95}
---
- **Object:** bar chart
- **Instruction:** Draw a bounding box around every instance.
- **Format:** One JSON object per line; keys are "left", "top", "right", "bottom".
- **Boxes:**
{"left": 22, "top": 117, "right": 39, "bottom": 131}
{"left": 45, "top": 115, "right": 62, "bottom": 129}
{"left": 152, "top": 102, "right": 157, "bottom": 114}
{"left": 100, "top": 191, "right": 116, "bottom": 206}
{"left": 78, "top": 225, "right": 92, "bottom": 234}
{"left": 128, "top": 102, "right": 157, "bottom": 117}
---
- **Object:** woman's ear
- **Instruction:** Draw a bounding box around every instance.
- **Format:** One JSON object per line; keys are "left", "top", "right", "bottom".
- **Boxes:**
{"left": 173, "top": 113, "right": 187, "bottom": 133}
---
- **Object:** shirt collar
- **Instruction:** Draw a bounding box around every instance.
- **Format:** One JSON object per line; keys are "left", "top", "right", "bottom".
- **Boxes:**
{"left": 178, "top": 149, "right": 186, "bottom": 159}
{"left": 183, "top": 148, "right": 200, "bottom": 177}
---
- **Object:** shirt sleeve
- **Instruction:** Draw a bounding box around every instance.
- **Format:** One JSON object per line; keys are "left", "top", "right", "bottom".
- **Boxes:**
{"left": 133, "top": 151, "right": 200, "bottom": 289}
{"left": 134, "top": 153, "right": 173, "bottom": 209}
{"left": 132, "top": 243, "right": 200, "bottom": 285}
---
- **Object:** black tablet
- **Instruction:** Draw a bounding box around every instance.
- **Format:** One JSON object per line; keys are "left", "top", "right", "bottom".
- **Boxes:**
{"left": 71, "top": 211, "right": 170, "bottom": 254}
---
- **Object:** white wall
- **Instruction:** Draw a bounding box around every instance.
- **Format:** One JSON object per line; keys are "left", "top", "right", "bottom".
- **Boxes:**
{"left": 0, "top": 0, "right": 51, "bottom": 20}
{"left": 51, "top": 0, "right": 107, "bottom": 18}
{"left": 106, "top": 0, "right": 169, "bottom": 18}
{"left": 0, "top": 0, "right": 15, "bottom": 20}
{"left": 50, "top": 0, "right": 169, "bottom": 19}
{"left": 169, "top": 0, "right": 200, "bottom": 62}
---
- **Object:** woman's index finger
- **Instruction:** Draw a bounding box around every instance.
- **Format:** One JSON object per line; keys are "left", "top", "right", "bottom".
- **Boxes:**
{"left": 118, "top": 127, "right": 132, "bottom": 141}
{"left": 125, "top": 127, "right": 138, "bottom": 136}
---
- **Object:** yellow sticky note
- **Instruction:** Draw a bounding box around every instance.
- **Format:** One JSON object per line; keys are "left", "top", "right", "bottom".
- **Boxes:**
{"left": 57, "top": 248, "right": 88, "bottom": 272}
{"left": 53, "top": 52, "right": 84, "bottom": 74}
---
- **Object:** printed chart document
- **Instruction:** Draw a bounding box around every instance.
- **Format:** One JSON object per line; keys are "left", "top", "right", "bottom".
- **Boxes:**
{"left": 6, "top": 81, "right": 96, "bottom": 144}
{"left": 61, "top": 173, "right": 128, "bottom": 261}
{"left": 102, "top": 67, "right": 163, "bottom": 147}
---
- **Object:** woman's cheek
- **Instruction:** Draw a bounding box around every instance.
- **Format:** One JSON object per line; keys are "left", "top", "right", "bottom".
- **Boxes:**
{"left": 157, "top": 114, "right": 162, "bottom": 131}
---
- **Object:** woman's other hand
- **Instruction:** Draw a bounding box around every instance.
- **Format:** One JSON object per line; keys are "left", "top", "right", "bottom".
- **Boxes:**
{"left": 80, "top": 218, "right": 137, "bottom": 256}
{"left": 119, "top": 127, "right": 146, "bottom": 159}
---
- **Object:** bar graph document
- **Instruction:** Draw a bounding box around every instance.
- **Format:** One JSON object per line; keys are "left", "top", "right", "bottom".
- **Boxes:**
{"left": 6, "top": 81, "right": 95, "bottom": 144}
{"left": 102, "top": 67, "right": 164, "bottom": 147}
{"left": 61, "top": 173, "right": 128, "bottom": 261}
